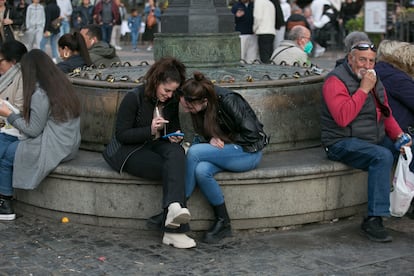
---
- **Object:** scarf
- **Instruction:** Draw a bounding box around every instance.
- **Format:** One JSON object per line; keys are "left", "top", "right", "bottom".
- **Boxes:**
{"left": 0, "top": 63, "right": 21, "bottom": 94}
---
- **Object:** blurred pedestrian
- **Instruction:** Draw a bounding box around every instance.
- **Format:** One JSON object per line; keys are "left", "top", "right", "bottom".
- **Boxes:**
{"left": 127, "top": 7, "right": 141, "bottom": 52}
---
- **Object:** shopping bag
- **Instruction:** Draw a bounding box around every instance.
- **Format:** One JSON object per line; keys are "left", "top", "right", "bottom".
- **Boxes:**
{"left": 390, "top": 146, "right": 414, "bottom": 217}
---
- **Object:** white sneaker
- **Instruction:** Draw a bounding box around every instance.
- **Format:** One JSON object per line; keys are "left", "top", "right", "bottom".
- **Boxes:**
{"left": 165, "top": 202, "right": 191, "bottom": 228}
{"left": 314, "top": 47, "right": 326, "bottom": 58}
{"left": 115, "top": 45, "right": 122, "bottom": 50}
{"left": 162, "top": 233, "right": 196, "bottom": 249}
{"left": 147, "top": 46, "right": 153, "bottom": 51}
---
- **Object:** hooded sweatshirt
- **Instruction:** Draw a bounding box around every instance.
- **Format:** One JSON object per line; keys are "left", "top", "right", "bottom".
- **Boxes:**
{"left": 89, "top": 41, "right": 121, "bottom": 67}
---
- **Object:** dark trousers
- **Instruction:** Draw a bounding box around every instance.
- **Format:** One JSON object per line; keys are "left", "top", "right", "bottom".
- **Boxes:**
{"left": 101, "top": 23, "right": 113, "bottom": 44}
{"left": 123, "top": 140, "right": 189, "bottom": 233}
{"left": 257, "top": 34, "right": 275, "bottom": 64}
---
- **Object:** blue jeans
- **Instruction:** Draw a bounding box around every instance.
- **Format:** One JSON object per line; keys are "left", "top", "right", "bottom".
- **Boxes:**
{"left": 326, "top": 137, "right": 399, "bottom": 217}
{"left": 131, "top": 31, "right": 139, "bottom": 49}
{"left": 186, "top": 143, "right": 263, "bottom": 206}
{"left": 0, "top": 133, "right": 19, "bottom": 196}
{"left": 40, "top": 33, "right": 59, "bottom": 59}
{"left": 59, "top": 20, "right": 71, "bottom": 37}
{"left": 101, "top": 24, "right": 113, "bottom": 44}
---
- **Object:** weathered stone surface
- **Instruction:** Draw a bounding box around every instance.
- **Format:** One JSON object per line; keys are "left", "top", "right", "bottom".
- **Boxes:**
{"left": 15, "top": 147, "right": 367, "bottom": 230}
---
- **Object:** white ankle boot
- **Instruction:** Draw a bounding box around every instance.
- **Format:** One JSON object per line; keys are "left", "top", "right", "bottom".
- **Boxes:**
{"left": 162, "top": 233, "right": 196, "bottom": 249}
{"left": 165, "top": 202, "right": 191, "bottom": 228}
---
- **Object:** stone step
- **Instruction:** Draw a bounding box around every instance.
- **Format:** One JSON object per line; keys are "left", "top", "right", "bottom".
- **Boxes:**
{"left": 15, "top": 147, "right": 367, "bottom": 231}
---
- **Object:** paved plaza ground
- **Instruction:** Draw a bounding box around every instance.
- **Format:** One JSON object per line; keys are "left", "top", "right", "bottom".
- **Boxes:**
{"left": 2, "top": 46, "right": 414, "bottom": 275}
{"left": 2, "top": 213, "right": 414, "bottom": 275}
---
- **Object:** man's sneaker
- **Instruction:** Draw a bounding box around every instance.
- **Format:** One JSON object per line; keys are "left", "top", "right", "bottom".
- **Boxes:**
{"left": 361, "top": 216, "right": 392, "bottom": 242}
{"left": 314, "top": 46, "right": 326, "bottom": 58}
{"left": 0, "top": 198, "right": 16, "bottom": 221}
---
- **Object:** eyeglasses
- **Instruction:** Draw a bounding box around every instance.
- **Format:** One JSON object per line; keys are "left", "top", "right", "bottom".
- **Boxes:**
{"left": 351, "top": 43, "right": 377, "bottom": 52}
{"left": 301, "top": 36, "right": 311, "bottom": 40}
{"left": 176, "top": 89, "right": 203, "bottom": 103}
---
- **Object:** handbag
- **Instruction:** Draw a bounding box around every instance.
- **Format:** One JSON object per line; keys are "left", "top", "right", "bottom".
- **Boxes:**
{"left": 146, "top": 11, "right": 156, "bottom": 29}
{"left": 390, "top": 146, "right": 414, "bottom": 217}
{"left": 51, "top": 17, "right": 62, "bottom": 30}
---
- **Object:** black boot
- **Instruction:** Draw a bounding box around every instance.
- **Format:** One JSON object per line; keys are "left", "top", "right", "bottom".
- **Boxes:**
{"left": 0, "top": 195, "right": 15, "bottom": 221}
{"left": 146, "top": 211, "right": 164, "bottom": 230}
{"left": 203, "top": 203, "right": 232, "bottom": 244}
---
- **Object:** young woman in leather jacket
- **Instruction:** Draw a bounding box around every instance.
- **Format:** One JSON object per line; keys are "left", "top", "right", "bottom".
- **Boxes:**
{"left": 179, "top": 71, "right": 269, "bottom": 243}
{"left": 102, "top": 57, "right": 196, "bottom": 249}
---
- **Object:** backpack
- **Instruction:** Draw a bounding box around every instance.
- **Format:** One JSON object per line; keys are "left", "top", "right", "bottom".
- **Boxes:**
{"left": 146, "top": 11, "right": 156, "bottom": 29}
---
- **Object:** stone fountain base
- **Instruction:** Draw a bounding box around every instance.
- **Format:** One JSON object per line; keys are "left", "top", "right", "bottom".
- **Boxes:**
{"left": 14, "top": 147, "right": 367, "bottom": 230}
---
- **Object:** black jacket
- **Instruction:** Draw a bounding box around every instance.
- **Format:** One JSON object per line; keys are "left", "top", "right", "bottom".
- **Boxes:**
{"left": 0, "top": 5, "right": 24, "bottom": 45}
{"left": 103, "top": 85, "right": 181, "bottom": 173}
{"left": 44, "top": 1, "right": 61, "bottom": 34}
{"left": 214, "top": 86, "right": 269, "bottom": 152}
{"left": 57, "top": 55, "right": 87, "bottom": 73}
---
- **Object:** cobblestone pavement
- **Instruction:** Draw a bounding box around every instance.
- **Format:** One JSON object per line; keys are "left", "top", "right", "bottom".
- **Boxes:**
{"left": 1, "top": 213, "right": 414, "bottom": 275}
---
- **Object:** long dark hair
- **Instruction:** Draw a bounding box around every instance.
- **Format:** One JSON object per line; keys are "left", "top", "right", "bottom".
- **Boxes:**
{"left": 180, "top": 71, "right": 229, "bottom": 141}
{"left": 58, "top": 32, "right": 92, "bottom": 66}
{"left": 0, "top": 40, "right": 27, "bottom": 63}
{"left": 143, "top": 57, "right": 186, "bottom": 100}
{"left": 20, "top": 49, "right": 81, "bottom": 122}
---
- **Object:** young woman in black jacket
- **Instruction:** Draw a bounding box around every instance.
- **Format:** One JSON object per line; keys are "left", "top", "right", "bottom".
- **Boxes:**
{"left": 103, "top": 57, "right": 196, "bottom": 249}
{"left": 179, "top": 71, "right": 269, "bottom": 243}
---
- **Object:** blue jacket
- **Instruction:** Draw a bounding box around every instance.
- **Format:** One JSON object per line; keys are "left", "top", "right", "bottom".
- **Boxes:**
{"left": 231, "top": 1, "right": 254, "bottom": 34}
{"left": 128, "top": 15, "right": 142, "bottom": 32}
{"left": 376, "top": 61, "right": 414, "bottom": 133}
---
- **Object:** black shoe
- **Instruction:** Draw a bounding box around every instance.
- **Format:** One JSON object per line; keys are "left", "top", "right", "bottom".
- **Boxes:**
{"left": 203, "top": 218, "right": 232, "bottom": 244}
{"left": 146, "top": 211, "right": 163, "bottom": 230}
{"left": 0, "top": 198, "right": 16, "bottom": 221}
{"left": 361, "top": 216, "right": 392, "bottom": 242}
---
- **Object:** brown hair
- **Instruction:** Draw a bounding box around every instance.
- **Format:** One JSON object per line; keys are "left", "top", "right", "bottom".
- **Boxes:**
{"left": 143, "top": 57, "right": 186, "bottom": 100}
{"left": 20, "top": 49, "right": 81, "bottom": 122}
{"left": 180, "top": 71, "right": 230, "bottom": 142}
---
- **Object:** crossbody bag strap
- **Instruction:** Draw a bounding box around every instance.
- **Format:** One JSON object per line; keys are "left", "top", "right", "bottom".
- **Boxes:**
{"left": 270, "top": 45, "right": 295, "bottom": 61}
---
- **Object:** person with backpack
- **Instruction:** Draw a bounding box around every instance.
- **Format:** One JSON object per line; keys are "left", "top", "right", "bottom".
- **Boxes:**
{"left": 310, "top": 0, "right": 338, "bottom": 57}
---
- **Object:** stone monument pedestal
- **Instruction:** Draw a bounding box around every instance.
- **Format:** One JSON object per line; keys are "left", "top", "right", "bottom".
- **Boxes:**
{"left": 154, "top": 33, "right": 241, "bottom": 67}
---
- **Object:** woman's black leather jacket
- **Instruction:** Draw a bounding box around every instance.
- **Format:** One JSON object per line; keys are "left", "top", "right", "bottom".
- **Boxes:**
{"left": 215, "top": 86, "right": 269, "bottom": 152}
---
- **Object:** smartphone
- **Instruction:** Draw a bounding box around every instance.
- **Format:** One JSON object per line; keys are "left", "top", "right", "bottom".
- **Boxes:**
{"left": 162, "top": 132, "right": 185, "bottom": 139}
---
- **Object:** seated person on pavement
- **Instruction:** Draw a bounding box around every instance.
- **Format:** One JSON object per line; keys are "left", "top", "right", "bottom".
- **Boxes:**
{"left": 321, "top": 41, "right": 412, "bottom": 243}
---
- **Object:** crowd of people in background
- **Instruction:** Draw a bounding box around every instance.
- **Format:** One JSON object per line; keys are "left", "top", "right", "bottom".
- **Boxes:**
{"left": 0, "top": 0, "right": 166, "bottom": 66}
{"left": 232, "top": 0, "right": 364, "bottom": 64}
{"left": 0, "top": 0, "right": 412, "bottom": 66}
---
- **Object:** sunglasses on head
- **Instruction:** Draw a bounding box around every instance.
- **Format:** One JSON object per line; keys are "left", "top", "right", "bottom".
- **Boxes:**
{"left": 351, "top": 43, "right": 377, "bottom": 52}
{"left": 176, "top": 89, "right": 203, "bottom": 103}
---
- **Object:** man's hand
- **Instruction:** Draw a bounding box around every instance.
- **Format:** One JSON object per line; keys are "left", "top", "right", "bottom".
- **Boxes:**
{"left": 359, "top": 69, "right": 377, "bottom": 94}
